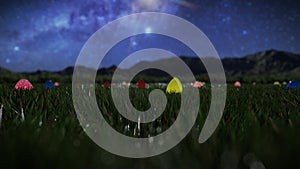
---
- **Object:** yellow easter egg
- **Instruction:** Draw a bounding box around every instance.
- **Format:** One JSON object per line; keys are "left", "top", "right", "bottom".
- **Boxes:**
{"left": 273, "top": 81, "right": 281, "bottom": 86}
{"left": 166, "top": 77, "right": 182, "bottom": 93}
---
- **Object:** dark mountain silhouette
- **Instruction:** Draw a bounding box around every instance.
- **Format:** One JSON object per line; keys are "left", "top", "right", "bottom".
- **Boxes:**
{"left": 223, "top": 49, "right": 300, "bottom": 75}
{"left": 122, "top": 49, "right": 300, "bottom": 77}
{"left": 0, "top": 67, "right": 9, "bottom": 73}
{"left": 52, "top": 65, "right": 118, "bottom": 76}
{"left": 0, "top": 49, "right": 299, "bottom": 83}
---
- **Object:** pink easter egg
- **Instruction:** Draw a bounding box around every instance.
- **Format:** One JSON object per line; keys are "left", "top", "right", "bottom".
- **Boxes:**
{"left": 54, "top": 82, "right": 60, "bottom": 86}
{"left": 234, "top": 81, "right": 241, "bottom": 87}
{"left": 15, "top": 79, "right": 33, "bottom": 90}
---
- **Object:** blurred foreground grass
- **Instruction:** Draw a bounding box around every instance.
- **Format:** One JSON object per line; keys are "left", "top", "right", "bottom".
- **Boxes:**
{"left": 0, "top": 84, "right": 299, "bottom": 169}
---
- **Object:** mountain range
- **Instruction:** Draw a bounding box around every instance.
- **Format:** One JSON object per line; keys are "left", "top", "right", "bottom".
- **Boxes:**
{"left": 1, "top": 49, "right": 300, "bottom": 83}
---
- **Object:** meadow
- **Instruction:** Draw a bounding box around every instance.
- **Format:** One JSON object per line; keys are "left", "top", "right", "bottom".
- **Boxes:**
{"left": 0, "top": 84, "right": 299, "bottom": 169}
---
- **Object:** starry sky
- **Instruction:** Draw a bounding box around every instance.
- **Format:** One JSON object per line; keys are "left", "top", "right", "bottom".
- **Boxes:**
{"left": 0, "top": 0, "right": 299, "bottom": 72}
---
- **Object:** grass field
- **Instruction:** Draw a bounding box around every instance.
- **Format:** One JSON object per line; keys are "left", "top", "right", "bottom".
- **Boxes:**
{"left": 0, "top": 84, "right": 299, "bottom": 169}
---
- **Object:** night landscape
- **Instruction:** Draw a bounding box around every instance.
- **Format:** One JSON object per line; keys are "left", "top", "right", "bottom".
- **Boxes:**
{"left": 0, "top": 0, "right": 300, "bottom": 169}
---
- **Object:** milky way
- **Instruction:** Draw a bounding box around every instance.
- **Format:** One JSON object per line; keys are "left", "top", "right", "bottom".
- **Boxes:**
{"left": 0, "top": 0, "right": 299, "bottom": 72}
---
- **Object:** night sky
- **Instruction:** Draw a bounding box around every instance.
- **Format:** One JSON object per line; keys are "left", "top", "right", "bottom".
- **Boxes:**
{"left": 0, "top": 0, "right": 299, "bottom": 72}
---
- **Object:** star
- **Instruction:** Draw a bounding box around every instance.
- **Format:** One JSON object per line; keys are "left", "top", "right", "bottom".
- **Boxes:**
{"left": 13, "top": 46, "right": 20, "bottom": 52}
{"left": 242, "top": 30, "right": 248, "bottom": 35}
{"left": 131, "top": 41, "right": 137, "bottom": 47}
{"left": 145, "top": 27, "right": 152, "bottom": 34}
{"left": 5, "top": 58, "right": 11, "bottom": 64}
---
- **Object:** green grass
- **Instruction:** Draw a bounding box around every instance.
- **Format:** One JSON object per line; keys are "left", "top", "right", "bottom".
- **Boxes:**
{"left": 0, "top": 84, "right": 299, "bottom": 169}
